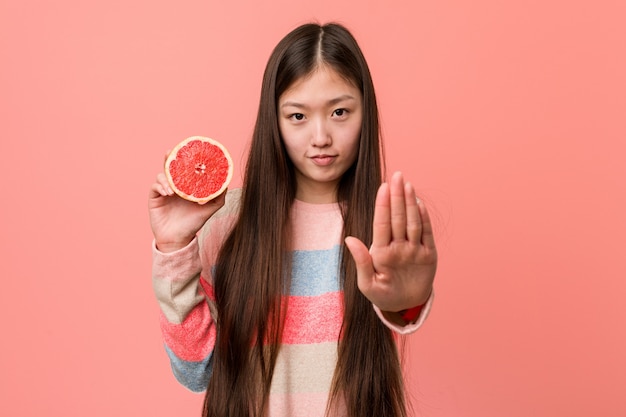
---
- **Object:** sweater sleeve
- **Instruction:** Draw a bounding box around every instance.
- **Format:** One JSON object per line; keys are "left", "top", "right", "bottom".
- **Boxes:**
{"left": 152, "top": 238, "right": 217, "bottom": 392}
{"left": 372, "top": 291, "right": 434, "bottom": 335}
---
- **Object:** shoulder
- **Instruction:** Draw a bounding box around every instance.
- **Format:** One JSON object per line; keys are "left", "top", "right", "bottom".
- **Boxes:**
{"left": 198, "top": 188, "right": 242, "bottom": 254}
{"left": 212, "top": 188, "right": 242, "bottom": 219}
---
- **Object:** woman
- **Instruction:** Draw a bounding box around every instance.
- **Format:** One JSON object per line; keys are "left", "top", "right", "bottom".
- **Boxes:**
{"left": 149, "top": 22, "right": 437, "bottom": 417}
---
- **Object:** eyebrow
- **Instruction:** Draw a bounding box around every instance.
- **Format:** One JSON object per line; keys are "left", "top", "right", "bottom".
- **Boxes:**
{"left": 280, "top": 94, "right": 357, "bottom": 109}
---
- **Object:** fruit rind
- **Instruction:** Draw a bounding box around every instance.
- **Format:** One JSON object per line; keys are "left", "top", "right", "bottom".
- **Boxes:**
{"left": 164, "top": 136, "right": 233, "bottom": 204}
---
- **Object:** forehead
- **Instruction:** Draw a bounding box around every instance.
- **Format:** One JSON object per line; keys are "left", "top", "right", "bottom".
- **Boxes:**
{"left": 279, "top": 66, "right": 361, "bottom": 105}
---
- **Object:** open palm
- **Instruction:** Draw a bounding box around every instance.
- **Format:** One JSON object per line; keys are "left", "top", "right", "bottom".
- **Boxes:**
{"left": 345, "top": 171, "right": 437, "bottom": 313}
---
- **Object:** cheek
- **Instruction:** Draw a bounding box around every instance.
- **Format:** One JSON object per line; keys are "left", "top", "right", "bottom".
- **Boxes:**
{"left": 280, "top": 132, "right": 305, "bottom": 163}
{"left": 346, "top": 124, "right": 362, "bottom": 157}
{"left": 278, "top": 119, "right": 288, "bottom": 142}
{"left": 278, "top": 122, "right": 295, "bottom": 150}
{"left": 348, "top": 138, "right": 361, "bottom": 163}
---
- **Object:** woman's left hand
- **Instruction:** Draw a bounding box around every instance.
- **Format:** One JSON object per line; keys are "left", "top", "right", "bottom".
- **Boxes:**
{"left": 345, "top": 171, "right": 437, "bottom": 314}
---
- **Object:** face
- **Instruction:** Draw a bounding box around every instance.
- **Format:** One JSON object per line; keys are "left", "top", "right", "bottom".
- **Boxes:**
{"left": 278, "top": 65, "right": 363, "bottom": 203}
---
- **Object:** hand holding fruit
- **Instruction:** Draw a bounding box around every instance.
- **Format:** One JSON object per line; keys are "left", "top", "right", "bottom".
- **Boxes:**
{"left": 149, "top": 173, "right": 227, "bottom": 252}
{"left": 149, "top": 137, "right": 233, "bottom": 253}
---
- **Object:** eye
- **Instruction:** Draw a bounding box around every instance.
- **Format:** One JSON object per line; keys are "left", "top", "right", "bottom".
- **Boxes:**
{"left": 290, "top": 113, "right": 305, "bottom": 121}
{"left": 333, "top": 108, "right": 348, "bottom": 117}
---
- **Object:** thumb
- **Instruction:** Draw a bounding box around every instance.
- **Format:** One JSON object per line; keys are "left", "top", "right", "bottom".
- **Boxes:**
{"left": 344, "top": 236, "right": 375, "bottom": 290}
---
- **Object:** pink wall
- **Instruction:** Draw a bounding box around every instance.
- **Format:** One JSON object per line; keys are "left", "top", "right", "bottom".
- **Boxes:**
{"left": 1, "top": 1, "right": 624, "bottom": 416}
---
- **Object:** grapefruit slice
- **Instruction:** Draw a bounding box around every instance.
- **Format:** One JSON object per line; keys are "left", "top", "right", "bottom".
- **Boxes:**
{"left": 164, "top": 136, "right": 233, "bottom": 204}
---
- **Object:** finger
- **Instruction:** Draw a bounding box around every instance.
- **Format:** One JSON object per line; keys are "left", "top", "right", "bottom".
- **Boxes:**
{"left": 405, "top": 182, "right": 423, "bottom": 244}
{"left": 418, "top": 200, "right": 436, "bottom": 249}
{"left": 156, "top": 173, "right": 174, "bottom": 195}
{"left": 344, "top": 236, "right": 375, "bottom": 291}
{"left": 149, "top": 174, "right": 169, "bottom": 196}
{"left": 371, "top": 182, "right": 391, "bottom": 247}
{"left": 149, "top": 182, "right": 166, "bottom": 199}
{"left": 198, "top": 187, "right": 228, "bottom": 206}
{"left": 390, "top": 171, "right": 407, "bottom": 241}
{"left": 163, "top": 149, "right": 171, "bottom": 164}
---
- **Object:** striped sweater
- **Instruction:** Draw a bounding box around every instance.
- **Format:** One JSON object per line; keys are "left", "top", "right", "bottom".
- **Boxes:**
{"left": 152, "top": 188, "right": 433, "bottom": 416}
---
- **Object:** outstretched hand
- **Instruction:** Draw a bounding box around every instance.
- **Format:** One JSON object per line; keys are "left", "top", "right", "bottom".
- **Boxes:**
{"left": 345, "top": 171, "right": 437, "bottom": 316}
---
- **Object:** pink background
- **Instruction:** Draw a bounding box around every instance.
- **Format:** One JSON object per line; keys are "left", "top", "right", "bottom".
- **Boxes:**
{"left": 1, "top": 1, "right": 625, "bottom": 416}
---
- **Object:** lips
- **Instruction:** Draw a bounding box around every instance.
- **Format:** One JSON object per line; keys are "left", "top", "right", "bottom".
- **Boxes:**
{"left": 310, "top": 154, "right": 337, "bottom": 166}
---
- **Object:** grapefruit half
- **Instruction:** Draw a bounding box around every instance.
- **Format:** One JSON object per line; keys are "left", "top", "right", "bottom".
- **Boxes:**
{"left": 164, "top": 136, "right": 233, "bottom": 204}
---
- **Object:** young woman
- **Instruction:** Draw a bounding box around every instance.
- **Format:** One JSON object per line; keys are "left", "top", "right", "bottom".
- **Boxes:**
{"left": 149, "top": 22, "right": 437, "bottom": 417}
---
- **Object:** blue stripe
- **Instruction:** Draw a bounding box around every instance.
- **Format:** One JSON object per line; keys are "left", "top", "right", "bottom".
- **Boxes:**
{"left": 209, "top": 245, "right": 342, "bottom": 296}
{"left": 164, "top": 344, "right": 213, "bottom": 393}
{"left": 289, "top": 245, "right": 341, "bottom": 296}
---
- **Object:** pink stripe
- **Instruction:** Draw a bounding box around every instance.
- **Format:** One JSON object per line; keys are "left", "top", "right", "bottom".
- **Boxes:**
{"left": 160, "top": 302, "right": 216, "bottom": 362}
{"left": 290, "top": 201, "right": 343, "bottom": 251}
{"left": 192, "top": 278, "right": 343, "bottom": 346}
{"left": 199, "top": 276, "right": 215, "bottom": 300}
{"left": 282, "top": 292, "right": 343, "bottom": 345}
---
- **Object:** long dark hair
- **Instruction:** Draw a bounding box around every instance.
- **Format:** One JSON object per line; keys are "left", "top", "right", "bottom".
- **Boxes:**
{"left": 203, "top": 23, "right": 407, "bottom": 417}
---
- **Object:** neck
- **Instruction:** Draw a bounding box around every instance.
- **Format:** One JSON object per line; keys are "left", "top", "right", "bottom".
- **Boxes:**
{"left": 295, "top": 184, "right": 338, "bottom": 204}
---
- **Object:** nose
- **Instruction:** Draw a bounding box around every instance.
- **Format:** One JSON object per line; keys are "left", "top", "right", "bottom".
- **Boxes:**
{"left": 310, "top": 118, "right": 332, "bottom": 147}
